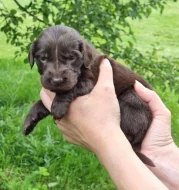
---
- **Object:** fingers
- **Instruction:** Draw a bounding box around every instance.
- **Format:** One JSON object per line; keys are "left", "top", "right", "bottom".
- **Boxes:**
{"left": 134, "top": 81, "right": 171, "bottom": 119}
{"left": 40, "top": 88, "right": 54, "bottom": 111}
{"left": 91, "top": 59, "right": 115, "bottom": 94}
{"left": 42, "top": 88, "right": 55, "bottom": 100}
{"left": 57, "top": 122, "right": 89, "bottom": 149}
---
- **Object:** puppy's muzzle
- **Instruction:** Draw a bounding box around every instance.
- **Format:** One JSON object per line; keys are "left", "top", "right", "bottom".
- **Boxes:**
{"left": 51, "top": 77, "right": 65, "bottom": 85}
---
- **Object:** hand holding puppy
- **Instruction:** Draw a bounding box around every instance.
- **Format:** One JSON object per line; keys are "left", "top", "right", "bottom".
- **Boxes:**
{"left": 41, "top": 59, "right": 122, "bottom": 153}
{"left": 41, "top": 58, "right": 173, "bottom": 190}
{"left": 134, "top": 81, "right": 179, "bottom": 190}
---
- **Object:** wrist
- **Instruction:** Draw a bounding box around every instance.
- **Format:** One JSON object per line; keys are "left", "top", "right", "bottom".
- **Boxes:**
{"left": 94, "top": 126, "right": 168, "bottom": 190}
{"left": 141, "top": 142, "right": 178, "bottom": 164}
{"left": 93, "top": 125, "right": 132, "bottom": 157}
{"left": 146, "top": 144, "right": 179, "bottom": 190}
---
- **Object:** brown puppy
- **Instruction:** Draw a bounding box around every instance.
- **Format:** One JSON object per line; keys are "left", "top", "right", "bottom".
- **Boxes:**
{"left": 23, "top": 25, "right": 154, "bottom": 166}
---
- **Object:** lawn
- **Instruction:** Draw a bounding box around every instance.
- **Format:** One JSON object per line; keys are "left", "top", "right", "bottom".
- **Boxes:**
{"left": 0, "top": 58, "right": 115, "bottom": 189}
{"left": 128, "top": 1, "right": 179, "bottom": 57}
{"left": 0, "top": 0, "right": 179, "bottom": 189}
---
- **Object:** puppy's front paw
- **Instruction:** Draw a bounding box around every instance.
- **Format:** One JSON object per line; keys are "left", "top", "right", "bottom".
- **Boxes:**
{"left": 23, "top": 114, "right": 38, "bottom": 136}
{"left": 51, "top": 101, "right": 68, "bottom": 120}
{"left": 22, "top": 100, "right": 50, "bottom": 136}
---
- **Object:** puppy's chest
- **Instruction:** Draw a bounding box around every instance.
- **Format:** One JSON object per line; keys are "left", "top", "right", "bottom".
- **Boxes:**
{"left": 73, "top": 68, "right": 97, "bottom": 96}
{"left": 75, "top": 78, "right": 95, "bottom": 97}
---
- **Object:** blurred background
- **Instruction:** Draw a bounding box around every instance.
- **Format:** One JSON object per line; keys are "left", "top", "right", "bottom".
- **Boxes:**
{"left": 0, "top": 0, "right": 179, "bottom": 189}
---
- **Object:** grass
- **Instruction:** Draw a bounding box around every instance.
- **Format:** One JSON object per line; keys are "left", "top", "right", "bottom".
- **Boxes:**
{"left": 128, "top": 1, "right": 179, "bottom": 57}
{"left": 0, "top": 0, "right": 179, "bottom": 189}
{"left": 0, "top": 59, "right": 115, "bottom": 189}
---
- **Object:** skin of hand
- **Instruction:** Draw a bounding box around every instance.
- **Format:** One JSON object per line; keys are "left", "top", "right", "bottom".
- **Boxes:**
{"left": 40, "top": 59, "right": 168, "bottom": 190}
{"left": 134, "top": 81, "right": 176, "bottom": 155}
{"left": 134, "top": 81, "right": 179, "bottom": 190}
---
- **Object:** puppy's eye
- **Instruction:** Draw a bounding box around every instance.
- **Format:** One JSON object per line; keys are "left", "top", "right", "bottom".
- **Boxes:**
{"left": 61, "top": 55, "right": 66, "bottom": 60}
{"left": 40, "top": 56, "right": 47, "bottom": 62}
{"left": 68, "top": 56, "right": 75, "bottom": 61}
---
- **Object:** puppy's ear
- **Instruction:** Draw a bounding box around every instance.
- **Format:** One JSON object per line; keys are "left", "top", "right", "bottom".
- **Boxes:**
{"left": 81, "top": 42, "right": 93, "bottom": 68}
{"left": 28, "top": 41, "right": 36, "bottom": 68}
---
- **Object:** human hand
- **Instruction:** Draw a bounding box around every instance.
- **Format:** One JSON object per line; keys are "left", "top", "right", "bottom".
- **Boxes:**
{"left": 40, "top": 59, "right": 127, "bottom": 154}
{"left": 41, "top": 70, "right": 171, "bottom": 190}
{"left": 134, "top": 81, "right": 177, "bottom": 160}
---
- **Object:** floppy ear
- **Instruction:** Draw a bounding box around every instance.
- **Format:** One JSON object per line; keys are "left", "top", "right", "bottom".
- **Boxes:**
{"left": 28, "top": 41, "right": 36, "bottom": 68}
{"left": 81, "top": 42, "right": 93, "bottom": 68}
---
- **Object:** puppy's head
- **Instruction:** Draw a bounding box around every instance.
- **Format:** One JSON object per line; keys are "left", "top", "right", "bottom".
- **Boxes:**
{"left": 28, "top": 25, "right": 93, "bottom": 92}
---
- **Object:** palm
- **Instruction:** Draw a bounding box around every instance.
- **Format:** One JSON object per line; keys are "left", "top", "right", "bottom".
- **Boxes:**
{"left": 141, "top": 112, "right": 174, "bottom": 155}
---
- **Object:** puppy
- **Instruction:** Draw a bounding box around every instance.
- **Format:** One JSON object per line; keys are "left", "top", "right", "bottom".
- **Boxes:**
{"left": 23, "top": 25, "right": 154, "bottom": 166}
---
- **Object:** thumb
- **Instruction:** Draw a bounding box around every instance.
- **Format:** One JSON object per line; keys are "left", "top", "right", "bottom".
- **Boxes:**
{"left": 91, "top": 59, "right": 114, "bottom": 94}
{"left": 40, "top": 88, "right": 54, "bottom": 111}
{"left": 134, "top": 80, "right": 171, "bottom": 122}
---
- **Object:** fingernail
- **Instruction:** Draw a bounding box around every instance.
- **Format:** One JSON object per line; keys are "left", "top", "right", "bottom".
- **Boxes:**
{"left": 102, "top": 58, "right": 110, "bottom": 67}
{"left": 135, "top": 80, "right": 146, "bottom": 92}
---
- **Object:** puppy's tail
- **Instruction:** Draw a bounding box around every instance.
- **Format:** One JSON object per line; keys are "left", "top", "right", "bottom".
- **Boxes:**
{"left": 135, "top": 151, "right": 155, "bottom": 167}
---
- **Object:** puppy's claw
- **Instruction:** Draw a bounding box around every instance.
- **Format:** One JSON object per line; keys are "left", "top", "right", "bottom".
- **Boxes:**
{"left": 53, "top": 113, "right": 65, "bottom": 120}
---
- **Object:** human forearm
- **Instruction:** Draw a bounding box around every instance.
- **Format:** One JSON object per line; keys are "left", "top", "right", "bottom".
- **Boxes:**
{"left": 146, "top": 145, "right": 179, "bottom": 190}
{"left": 95, "top": 127, "right": 168, "bottom": 190}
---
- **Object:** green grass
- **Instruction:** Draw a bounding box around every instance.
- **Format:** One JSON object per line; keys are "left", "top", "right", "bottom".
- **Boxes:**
{"left": 128, "top": 1, "right": 179, "bottom": 57}
{"left": 0, "top": 0, "right": 179, "bottom": 189}
{"left": 0, "top": 58, "right": 115, "bottom": 190}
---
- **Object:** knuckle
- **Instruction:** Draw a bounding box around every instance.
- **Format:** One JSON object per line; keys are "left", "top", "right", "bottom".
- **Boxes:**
{"left": 151, "top": 90, "right": 158, "bottom": 99}
{"left": 102, "top": 83, "right": 114, "bottom": 93}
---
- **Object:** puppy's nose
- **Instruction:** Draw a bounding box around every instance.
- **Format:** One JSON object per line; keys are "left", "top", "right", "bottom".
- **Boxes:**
{"left": 51, "top": 77, "right": 63, "bottom": 85}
